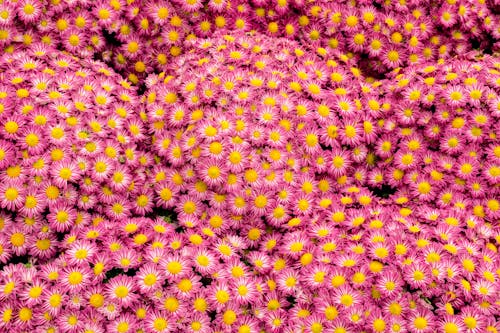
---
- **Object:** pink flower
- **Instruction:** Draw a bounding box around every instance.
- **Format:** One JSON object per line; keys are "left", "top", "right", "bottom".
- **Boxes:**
{"left": 328, "top": 148, "right": 352, "bottom": 177}
{"left": 47, "top": 200, "right": 77, "bottom": 232}
{"left": 105, "top": 275, "right": 138, "bottom": 307}
{"left": 0, "top": 181, "right": 25, "bottom": 211}
{"left": 61, "top": 266, "right": 92, "bottom": 292}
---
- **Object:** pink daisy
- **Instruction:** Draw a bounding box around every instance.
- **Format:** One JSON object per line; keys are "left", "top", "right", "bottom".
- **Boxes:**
{"left": 66, "top": 240, "right": 97, "bottom": 266}
{"left": 47, "top": 200, "right": 77, "bottom": 232}
{"left": 328, "top": 149, "right": 352, "bottom": 177}
{"left": 107, "top": 313, "right": 137, "bottom": 333}
{"left": 145, "top": 310, "right": 171, "bottom": 333}
{"left": 0, "top": 181, "right": 25, "bottom": 211}
{"left": 0, "top": 140, "right": 15, "bottom": 169}
{"left": 51, "top": 160, "right": 81, "bottom": 188}
{"left": 105, "top": 275, "right": 138, "bottom": 307}
{"left": 29, "top": 234, "right": 57, "bottom": 260}
{"left": 376, "top": 268, "right": 403, "bottom": 298}
{"left": 407, "top": 309, "right": 436, "bottom": 333}
{"left": 61, "top": 266, "right": 92, "bottom": 292}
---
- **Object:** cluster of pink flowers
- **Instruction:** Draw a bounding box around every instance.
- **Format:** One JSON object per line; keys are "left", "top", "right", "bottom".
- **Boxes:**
{"left": 1, "top": 0, "right": 499, "bottom": 84}
{"left": 0, "top": 46, "right": 154, "bottom": 332}
{"left": 143, "top": 32, "right": 500, "bottom": 332}
{"left": 0, "top": 1, "right": 499, "bottom": 333}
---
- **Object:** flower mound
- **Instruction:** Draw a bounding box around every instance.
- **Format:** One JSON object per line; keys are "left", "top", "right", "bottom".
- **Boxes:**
{"left": 0, "top": 45, "right": 156, "bottom": 331}
{"left": 142, "top": 32, "right": 500, "bottom": 332}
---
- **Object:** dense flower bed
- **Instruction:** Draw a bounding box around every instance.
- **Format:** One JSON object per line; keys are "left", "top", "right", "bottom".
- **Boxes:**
{"left": 0, "top": 1, "right": 499, "bottom": 333}
{"left": 1, "top": 1, "right": 499, "bottom": 83}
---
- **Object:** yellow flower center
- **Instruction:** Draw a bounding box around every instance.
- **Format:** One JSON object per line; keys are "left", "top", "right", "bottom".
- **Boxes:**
{"left": 114, "top": 286, "right": 129, "bottom": 298}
